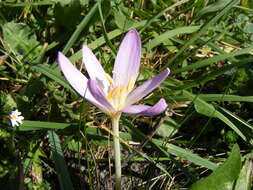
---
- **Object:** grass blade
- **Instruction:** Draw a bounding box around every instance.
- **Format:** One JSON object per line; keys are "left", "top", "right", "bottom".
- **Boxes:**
{"left": 219, "top": 107, "right": 253, "bottom": 131}
{"left": 183, "top": 90, "right": 253, "bottom": 144}
{"left": 169, "top": 94, "right": 253, "bottom": 103}
{"left": 139, "top": 0, "right": 191, "bottom": 33}
{"left": 172, "top": 47, "right": 253, "bottom": 74}
{"left": 148, "top": 26, "right": 200, "bottom": 49}
{"left": 153, "top": 139, "right": 218, "bottom": 170}
{"left": 0, "top": 1, "right": 55, "bottom": 6}
{"left": 98, "top": 0, "right": 116, "bottom": 55}
{"left": 32, "top": 64, "right": 73, "bottom": 92}
{"left": 163, "top": 0, "right": 240, "bottom": 69}
{"left": 178, "top": 57, "right": 253, "bottom": 89}
{"left": 48, "top": 130, "right": 74, "bottom": 190}
{"left": 234, "top": 153, "right": 253, "bottom": 190}
{"left": 17, "top": 121, "right": 72, "bottom": 131}
{"left": 50, "top": 20, "right": 147, "bottom": 69}
{"left": 124, "top": 121, "right": 217, "bottom": 170}
{"left": 62, "top": 2, "right": 99, "bottom": 55}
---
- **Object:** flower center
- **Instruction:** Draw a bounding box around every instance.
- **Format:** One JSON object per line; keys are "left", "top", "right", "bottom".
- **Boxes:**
{"left": 11, "top": 114, "right": 17, "bottom": 120}
{"left": 105, "top": 73, "right": 135, "bottom": 111}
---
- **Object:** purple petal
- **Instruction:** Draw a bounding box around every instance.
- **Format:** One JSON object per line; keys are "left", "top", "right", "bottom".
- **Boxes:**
{"left": 122, "top": 98, "right": 167, "bottom": 116}
{"left": 125, "top": 68, "right": 170, "bottom": 107}
{"left": 58, "top": 52, "right": 88, "bottom": 97}
{"left": 82, "top": 45, "right": 108, "bottom": 84}
{"left": 58, "top": 52, "right": 110, "bottom": 112}
{"left": 87, "top": 79, "right": 115, "bottom": 113}
{"left": 58, "top": 52, "right": 112, "bottom": 112}
{"left": 113, "top": 29, "right": 141, "bottom": 87}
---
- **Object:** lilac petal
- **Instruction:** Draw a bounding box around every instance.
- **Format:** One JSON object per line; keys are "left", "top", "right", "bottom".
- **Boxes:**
{"left": 58, "top": 52, "right": 88, "bottom": 97}
{"left": 82, "top": 46, "right": 108, "bottom": 84}
{"left": 87, "top": 79, "right": 115, "bottom": 113}
{"left": 125, "top": 68, "right": 170, "bottom": 107}
{"left": 122, "top": 98, "right": 167, "bottom": 116}
{"left": 113, "top": 29, "right": 141, "bottom": 87}
{"left": 58, "top": 52, "right": 104, "bottom": 109}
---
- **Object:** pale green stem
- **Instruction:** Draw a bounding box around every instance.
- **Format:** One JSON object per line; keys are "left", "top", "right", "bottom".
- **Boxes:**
{"left": 111, "top": 114, "right": 121, "bottom": 190}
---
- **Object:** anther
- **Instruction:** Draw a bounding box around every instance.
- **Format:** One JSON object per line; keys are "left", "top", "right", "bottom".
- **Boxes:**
{"left": 105, "top": 73, "right": 114, "bottom": 86}
{"left": 127, "top": 76, "right": 135, "bottom": 91}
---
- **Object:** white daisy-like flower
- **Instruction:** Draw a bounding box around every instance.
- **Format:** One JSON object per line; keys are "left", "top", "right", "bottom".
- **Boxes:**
{"left": 9, "top": 109, "right": 24, "bottom": 127}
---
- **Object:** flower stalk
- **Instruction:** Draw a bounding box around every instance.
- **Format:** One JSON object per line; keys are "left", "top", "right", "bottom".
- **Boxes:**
{"left": 111, "top": 114, "right": 121, "bottom": 189}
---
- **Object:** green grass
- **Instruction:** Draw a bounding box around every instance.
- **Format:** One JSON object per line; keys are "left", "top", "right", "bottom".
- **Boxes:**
{"left": 0, "top": 0, "right": 253, "bottom": 189}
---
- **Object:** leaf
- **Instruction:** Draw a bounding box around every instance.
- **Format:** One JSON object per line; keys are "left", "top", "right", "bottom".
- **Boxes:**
{"left": 23, "top": 153, "right": 33, "bottom": 175}
{"left": 196, "top": 0, "right": 231, "bottom": 19}
{"left": 68, "top": 139, "right": 82, "bottom": 152}
{"left": 124, "top": 121, "right": 218, "bottom": 170}
{"left": 114, "top": 10, "right": 134, "bottom": 30}
{"left": 2, "top": 22, "right": 41, "bottom": 61}
{"left": 153, "top": 139, "right": 218, "bottom": 170}
{"left": 62, "top": 1, "right": 99, "bottom": 54}
{"left": 182, "top": 90, "right": 217, "bottom": 118}
{"left": 2, "top": 94, "right": 17, "bottom": 111}
{"left": 31, "top": 64, "right": 73, "bottom": 92}
{"left": 139, "top": 0, "right": 191, "bottom": 33}
{"left": 194, "top": 98, "right": 216, "bottom": 117}
{"left": 49, "top": 19, "right": 147, "bottom": 69}
{"left": 183, "top": 90, "right": 253, "bottom": 143}
{"left": 170, "top": 94, "right": 253, "bottom": 103}
{"left": 1, "top": 1, "right": 55, "bottom": 6}
{"left": 0, "top": 128, "right": 11, "bottom": 138}
{"left": 172, "top": 47, "right": 253, "bottom": 74}
{"left": 148, "top": 26, "right": 200, "bottom": 49}
{"left": 243, "top": 23, "right": 253, "bottom": 33}
{"left": 234, "top": 153, "right": 253, "bottom": 190}
{"left": 54, "top": 0, "right": 81, "bottom": 30}
{"left": 178, "top": 57, "right": 253, "bottom": 89}
{"left": 189, "top": 144, "right": 241, "bottom": 190}
{"left": 218, "top": 107, "right": 253, "bottom": 145}
{"left": 236, "top": 14, "right": 249, "bottom": 25}
{"left": 164, "top": 0, "right": 240, "bottom": 69}
{"left": 219, "top": 107, "right": 253, "bottom": 130}
{"left": 156, "top": 117, "right": 180, "bottom": 138}
{"left": 48, "top": 130, "right": 74, "bottom": 190}
{"left": 52, "top": 0, "right": 72, "bottom": 5}
{"left": 17, "top": 121, "right": 72, "bottom": 131}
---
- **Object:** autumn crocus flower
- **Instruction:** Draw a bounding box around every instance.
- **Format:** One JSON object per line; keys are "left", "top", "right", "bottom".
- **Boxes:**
{"left": 9, "top": 109, "right": 24, "bottom": 127}
{"left": 58, "top": 29, "right": 169, "bottom": 189}
{"left": 58, "top": 29, "right": 169, "bottom": 117}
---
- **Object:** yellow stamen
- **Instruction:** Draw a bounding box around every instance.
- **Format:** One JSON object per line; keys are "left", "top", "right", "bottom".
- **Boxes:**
{"left": 105, "top": 73, "right": 114, "bottom": 86}
{"left": 119, "top": 87, "right": 127, "bottom": 110}
{"left": 107, "top": 85, "right": 122, "bottom": 100}
{"left": 127, "top": 76, "right": 135, "bottom": 91}
{"left": 107, "top": 87, "right": 117, "bottom": 100}
{"left": 112, "top": 86, "right": 122, "bottom": 109}
{"left": 105, "top": 75, "right": 136, "bottom": 112}
{"left": 114, "top": 86, "right": 121, "bottom": 97}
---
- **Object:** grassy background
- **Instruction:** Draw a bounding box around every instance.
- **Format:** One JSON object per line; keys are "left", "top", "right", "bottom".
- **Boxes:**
{"left": 0, "top": 0, "right": 253, "bottom": 189}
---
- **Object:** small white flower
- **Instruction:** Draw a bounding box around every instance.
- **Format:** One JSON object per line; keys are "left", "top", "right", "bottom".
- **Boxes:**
{"left": 9, "top": 109, "right": 24, "bottom": 127}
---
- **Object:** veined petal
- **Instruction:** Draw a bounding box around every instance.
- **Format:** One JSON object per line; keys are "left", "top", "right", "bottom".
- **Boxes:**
{"left": 58, "top": 52, "right": 102, "bottom": 108}
{"left": 87, "top": 79, "right": 115, "bottom": 113}
{"left": 82, "top": 45, "right": 108, "bottom": 85}
{"left": 125, "top": 68, "right": 170, "bottom": 106}
{"left": 122, "top": 98, "right": 167, "bottom": 116}
{"left": 113, "top": 29, "right": 141, "bottom": 87}
{"left": 58, "top": 52, "right": 88, "bottom": 97}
